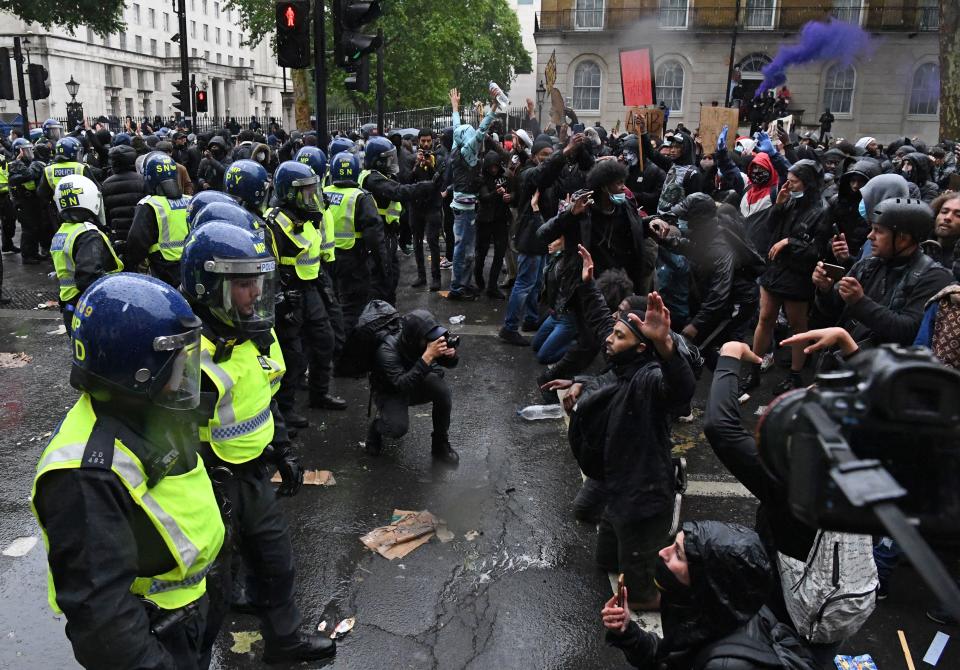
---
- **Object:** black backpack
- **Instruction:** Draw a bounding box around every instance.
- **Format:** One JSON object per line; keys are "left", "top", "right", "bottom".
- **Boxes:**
{"left": 692, "top": 607, "right": 817, "bottom": 670}
{"left": 339, "top": 300, "right": 401, "bottom": 376}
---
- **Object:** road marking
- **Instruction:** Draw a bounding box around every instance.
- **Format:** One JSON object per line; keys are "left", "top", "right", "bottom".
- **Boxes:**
{"left": 2, "top": 536, "right": 38, "bottom": 557}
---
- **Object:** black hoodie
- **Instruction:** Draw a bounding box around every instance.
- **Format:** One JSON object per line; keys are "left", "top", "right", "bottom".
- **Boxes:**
{"left": 822, "top": 158, "right": 882, "bottom": 261}
{"left": 370, "top": 309, "right": 458, "bottom": 395}
{"left": 902, "top": 152, "right": 940, "bottom": 203}
{"left": 477, "top": 150, "right": 511, "bottom": 225}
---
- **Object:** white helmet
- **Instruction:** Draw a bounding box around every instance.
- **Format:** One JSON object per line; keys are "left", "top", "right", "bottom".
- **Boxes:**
{"left": 55, "top": 174, "right": 102, "bottom": 223}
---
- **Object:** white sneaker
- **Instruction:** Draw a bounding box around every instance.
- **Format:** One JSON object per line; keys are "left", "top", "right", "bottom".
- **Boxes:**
{"left": 439, "top": 258, "right": 452, "bottom": 270}
{"left": 760, "top": 353, "right": 775, "bottom": 372}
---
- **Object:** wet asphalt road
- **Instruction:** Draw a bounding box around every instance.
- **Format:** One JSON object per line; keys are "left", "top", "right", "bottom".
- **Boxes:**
{"left": 0, "top": 251, "right": 958, "bottom": 669}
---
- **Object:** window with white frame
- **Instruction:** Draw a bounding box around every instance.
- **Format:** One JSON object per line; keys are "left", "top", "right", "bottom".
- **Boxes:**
{"left": 831, "top": 0, "right": 863, "bottom": 24}
{"left": 149, "top": 8, "right": 155, "bottom": 27}
{"left": 135, "top": 36, "right": 142, "bottom": 52}
{"left": 150, "top": 38, "right": 157, "bottom": 56}
{"left": 574, "top": 0, "right": 604, "bottom": 30}
{"left": 133, "top": 3, "right": 140, "bottom": 22}
{"left": 656, "top": 60, "right": 685, "bottom": 112}
{"left": 909, "top": 63, "right": 939, "bottom": 115}
{"left": 164, "top": 12, "right": 170, "bottom": 31}
{"left": 572, "top": 60, "right": 602, "bottom": 111}
{"left": 823, "top": 63, "right": 855, "bottom": 114}
{"left": 919, "top": 0, "right": 939, "bottom": 31}
{"left": 203, "top": 24, "right": 209, "bottom": 41}
{"left": 744, "top": 0, "right": 776, "bottom": 29}
{"left": 659, "top": 0, "right": 688, "bottom": 28}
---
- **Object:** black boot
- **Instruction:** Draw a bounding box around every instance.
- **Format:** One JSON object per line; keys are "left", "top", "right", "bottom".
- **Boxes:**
{"left": 310, "top": 393, "right": 348, "bottom": 410}
{"left": 431, "top": 433, "right": 459, "bottom": 465}
{"left": 262, "top": 631, "right": 336, "bottom": 664}
{"left": 429, "top": 275, "right": 441, "bottom": 291}
{"left": 737, "top": 362, "right": 761, "bottom": 399}
{"left": 410, "top": 275, "right": 427, "bottom": 288}
{"left": 365, "top": 421, "right": 383, "bottom": 456}
{"left": 282, "top": 410, "right": 309, "bottom": 429}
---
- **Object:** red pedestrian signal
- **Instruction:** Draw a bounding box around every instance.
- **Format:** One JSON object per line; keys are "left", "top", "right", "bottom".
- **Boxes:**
{"left": 275, "top": 1, "right": 310, "bottom": 69}
{"left": 195, "top": 89, "right": 208, "bottom": 113}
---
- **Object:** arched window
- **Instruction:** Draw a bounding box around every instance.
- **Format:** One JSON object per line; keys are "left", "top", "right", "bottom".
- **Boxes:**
{"left": 823, "top": 64, "right": 855, "bottom": 114}
{"left": 909, "top": 63, "right": 939, "bottom": 116}
{"left": 738, "top": 53, "right": 771, "bottom": 78}
{"left": 573, "top": 60, "right": 602, "bottom": 111}
{"left": 656, "top": 60, "right": 684, "bottom": 112}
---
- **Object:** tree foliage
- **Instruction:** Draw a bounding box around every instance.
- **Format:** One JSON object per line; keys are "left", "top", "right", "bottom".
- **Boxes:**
{"left": 225, "top": 0, "right": 531, "bottom": 111}
{"left": 0, "top": 0, "right": 125, "bottom": 35}
{"left": 941, "top": 0, "right": 959, "bottom": 140}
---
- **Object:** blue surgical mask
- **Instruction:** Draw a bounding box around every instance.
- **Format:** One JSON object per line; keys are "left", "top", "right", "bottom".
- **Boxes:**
{"left": 609, "top": 192, "right": 627, "bottom": 205}
{"left": 858, "top": 199, "right": 867, "bottom": 219}
{"left": 789, "top": 190, "right": 804, "bottom": 200}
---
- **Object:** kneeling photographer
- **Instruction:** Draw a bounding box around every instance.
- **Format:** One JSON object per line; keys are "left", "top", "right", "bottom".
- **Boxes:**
{"left": 707, "top": 328, "right": 960, "bottom": 657}
{"left": 366, "top": 309, "right": 460, "bottom": 464}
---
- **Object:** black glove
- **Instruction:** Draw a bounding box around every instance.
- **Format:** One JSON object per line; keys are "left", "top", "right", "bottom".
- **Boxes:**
{"left": 271, "top": 442, "right": 303, "bottom": 497}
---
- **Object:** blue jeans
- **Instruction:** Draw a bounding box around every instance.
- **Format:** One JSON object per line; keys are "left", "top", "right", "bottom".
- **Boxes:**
{"left": 532, "top": 313, "right": 577, "bottom": 363}
{"left": 504, "top": 253, "right": 545, "bottom": 331}
{"left": 450, "top": 208, "right": 477, "bottom": 293}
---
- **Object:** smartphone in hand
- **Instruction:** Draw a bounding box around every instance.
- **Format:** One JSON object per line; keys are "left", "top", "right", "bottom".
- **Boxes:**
{"left": 821, "top": 262, "right": 846, "bottom": 282}
{"left": 616, "top": 573, "right": 626, "bottom": 608}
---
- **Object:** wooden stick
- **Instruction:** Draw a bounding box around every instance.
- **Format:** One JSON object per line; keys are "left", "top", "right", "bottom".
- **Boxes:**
{"left": 898, "top": 629, "right": 916, "bottom": 670}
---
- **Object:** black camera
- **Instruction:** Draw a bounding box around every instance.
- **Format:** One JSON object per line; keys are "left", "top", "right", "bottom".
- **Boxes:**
{"left": 757, "top": 345, "right": 960, "bottom": 538}
{"left": 444, "top": 334, "right": 460, "bottom": 348}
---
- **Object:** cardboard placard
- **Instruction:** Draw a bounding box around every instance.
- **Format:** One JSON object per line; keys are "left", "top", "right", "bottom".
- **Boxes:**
{"left": 766, "top": 114, "right": 794, "bottom": 139}
{"left": 699, "top": 107, "right": 740, "bottom": 154}
{"left": 625, "top": 107, "right": 664, "bottom": 140}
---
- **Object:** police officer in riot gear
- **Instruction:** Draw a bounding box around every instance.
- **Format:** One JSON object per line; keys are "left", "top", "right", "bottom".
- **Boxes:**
{"left": 51, "top": 175, "right": 123, "bottom": 330}
{"left": 359, "top": 136, "right": 438, "bottom": 304}
{"left": 265, "top": 161, "right": 346, "bottom": 426}
{"left": 8, "top": 137, "right": 46, "bottom": 263}
{"left": 125, "top": 153, "right": 192, "bottom": 287}
{"left": 31, "top": 272, "right": 225, "bottom": 670}
{"left": 180, "top": 220, "right": 336, "bottom": 665}
{"left": 186, "top": 189, "right": 238, "bottom": 228}
{"left": 324, "top": 151, "right": 389, "bottom": 339}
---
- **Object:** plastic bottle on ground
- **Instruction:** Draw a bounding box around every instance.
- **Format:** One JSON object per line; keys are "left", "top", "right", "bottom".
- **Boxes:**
{"left": 517, "top": 404, "right": 564, "bottom": 420}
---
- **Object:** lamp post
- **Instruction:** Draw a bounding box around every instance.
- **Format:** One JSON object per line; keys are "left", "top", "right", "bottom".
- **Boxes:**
{"left": 536, "top": 80, "right": 547, "bottom": 123}
{"left": 65, "top": 74, "right": 84, "bottom": 129}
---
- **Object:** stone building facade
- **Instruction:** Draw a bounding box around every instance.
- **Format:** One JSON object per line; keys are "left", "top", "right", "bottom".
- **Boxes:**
{"left": 534, "top": 0, "right": 941, "bottom": 143}
{"left": 0, "top": 0, "right": 290, "bottom": 126}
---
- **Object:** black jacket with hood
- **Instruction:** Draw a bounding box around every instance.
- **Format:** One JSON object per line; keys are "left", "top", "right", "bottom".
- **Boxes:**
{"left": 641, "top": 131, "right": 703, "bottom": 212}
{"left": 102, "top": 145, "right": 146, "bottom": 243}
{"left": 759, "top": 160, "right": 829, "bottom": 300}
{"left": 476, "top": 150, "right": 512, "bottom": 225}
{"left": 608, "top": 521, "right": 815, "bottom": 669}
{"left": 370, "top": 310, "right": 458, "bottom": 395}
{"left": 902, "top": 152, "right": 940, "bottom": 204}
{"left": 823, "top": 158, "right": 881, "bottom": 262}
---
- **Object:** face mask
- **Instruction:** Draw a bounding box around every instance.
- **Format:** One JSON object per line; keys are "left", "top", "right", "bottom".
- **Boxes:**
{"left": 858, "top": 199, "right": 868, "bottom": 219}
{"left": 608, "top": 191, "right": 627, "bottom": 205}
{"left": 654, "top": 560, "right": 693, "bottom": 603}
{"left": 789, "top": 190, "right": 804, "bottom": 200}
{"left": 749, "top": 167, "right": 771, "bottom": 186}
{"left": 623, "top": 151, "right": 639, "bottom": 168}
{"left": 699, "top": 159, "right": 714, "bottom": 171}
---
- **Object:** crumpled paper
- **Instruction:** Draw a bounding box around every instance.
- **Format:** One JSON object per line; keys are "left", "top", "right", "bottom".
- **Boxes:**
{"left": 360, "top": 509, "right": 446, "bottom": 560}
{"left": 0, "top": 352, "right": 32, "bottom": 368}
{"left": 271, "top": 469, "right": 336, "bottom": 486}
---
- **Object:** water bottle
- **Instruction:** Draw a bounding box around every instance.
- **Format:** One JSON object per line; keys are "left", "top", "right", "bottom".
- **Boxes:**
{"left": 517, "top": 404, "right": 564, "bottom": 420}
{"left": 489, "top": 81, "right": 510, "bottom": 108}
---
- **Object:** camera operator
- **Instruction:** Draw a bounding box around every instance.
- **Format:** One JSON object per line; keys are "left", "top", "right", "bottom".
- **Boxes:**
{"left": 409, "top": 129, "right": 444, "bottom": 291}
{"left": 366, "top": 309, "right": 460, "bottom": 464}
{"left": 601, "top": 522, "right": 815, "bottom": 669}
{"left": 813, "top": 197, "right": 953, "bottom": 346}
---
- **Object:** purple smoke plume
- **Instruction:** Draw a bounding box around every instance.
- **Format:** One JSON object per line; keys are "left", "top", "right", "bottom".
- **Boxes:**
{"left": 756, "top": 19, "right": 875, "bottom": 96}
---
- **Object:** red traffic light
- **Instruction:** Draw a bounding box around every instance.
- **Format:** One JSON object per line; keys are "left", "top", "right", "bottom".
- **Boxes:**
{"left": 284, "top": 5, "right": 296, "bottom": 27}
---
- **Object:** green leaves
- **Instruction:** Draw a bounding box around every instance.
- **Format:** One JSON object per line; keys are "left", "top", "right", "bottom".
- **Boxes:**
{"left": 0, "top": 0, "right": 125, "bottom": 35}
{"left": 225, "top": 0, "right": 531, "bottom": 109}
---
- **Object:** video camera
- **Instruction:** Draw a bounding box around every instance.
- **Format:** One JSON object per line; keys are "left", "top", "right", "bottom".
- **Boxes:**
{"left": 757, "top": 344, "right": 960, "bottom": 538}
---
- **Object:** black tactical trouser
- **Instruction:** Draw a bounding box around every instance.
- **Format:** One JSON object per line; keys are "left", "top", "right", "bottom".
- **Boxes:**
{"left": 410, "top": 206, "right": 442, "bottom": 283}
{"left": 15, "top": 198, "right": 44, "bottom": 260}
{"left": 0, "top": 193, "right": 16, "bottom": 249}
{"left": 474, "top": 218, "right": 508, "bottom": 290}
{"left": 276, "top": 283, "right": 336, "bottom": 408}
{"left": 329, "top": 245, "right": 374, "bottom": 336}
{"left": 318, "top": 269, "right": 345, "bottom": 361}
{"left": 384, "top": 228, "right": 400, "bottom": 305}
{"left": 201, "top": 459, "right": 301, "bottom": 667}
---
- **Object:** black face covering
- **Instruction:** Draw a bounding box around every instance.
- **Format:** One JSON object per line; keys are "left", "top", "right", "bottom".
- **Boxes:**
{"left": 748, "top": 165, "right": 771, "bottom": 186}
{"left": 655, "top": 559, "right": 693, "bottom": 604}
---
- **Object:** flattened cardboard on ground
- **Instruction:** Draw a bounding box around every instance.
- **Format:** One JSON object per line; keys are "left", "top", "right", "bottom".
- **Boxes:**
{"left": 361, "top": 509, "right": 442, "bottom": 560}
{"left": 270, "top": 469, "right": 336, "bottom": 486}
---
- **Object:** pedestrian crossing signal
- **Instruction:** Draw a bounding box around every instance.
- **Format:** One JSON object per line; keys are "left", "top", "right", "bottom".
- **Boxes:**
{"left": 276, "top": 0, "right": 310, "bottom": 69}
{"left": 195, "top": 89, "right": 208, "bottom": 113}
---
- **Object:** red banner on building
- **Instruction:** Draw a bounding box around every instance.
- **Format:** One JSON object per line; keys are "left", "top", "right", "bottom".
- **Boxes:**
{"left": 620, "top": 48, "right": 655, "bottom": 107}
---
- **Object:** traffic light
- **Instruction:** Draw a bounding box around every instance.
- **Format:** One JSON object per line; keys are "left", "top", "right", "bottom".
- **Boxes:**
{"left": 27, "top": 63, "right": 49, "bottom": 100}
{"left": 335, "top": 1, "right": 382, "bottom": 67}
{"left": 0, "top": 48, "right": 13, "bottom": 100}
{"left": 172, "top": 80, "right": 188, "bottom": 113}
{"left": 276, "top": 0, "right": 310, "bottom": 69}
{"left": 344, "top": 54, "right": 370, "bottom": 93}
{"left": 195, "top": 88, "right": 208, "bottom": 113}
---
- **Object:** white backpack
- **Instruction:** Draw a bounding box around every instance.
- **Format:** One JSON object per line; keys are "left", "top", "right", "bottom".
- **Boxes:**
{"left": 777, "top": 531, "right": 878, "bottom": 643}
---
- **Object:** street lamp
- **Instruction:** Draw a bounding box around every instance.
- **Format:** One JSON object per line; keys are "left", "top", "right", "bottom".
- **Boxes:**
{"left": 536, "top": 80, "right": 547, "bottom": 122}
{"left": 66, "top": 75, "right": 79, "bottom": 101}
{"left": 65, "top": 74, "right": 84, "bottom": 130}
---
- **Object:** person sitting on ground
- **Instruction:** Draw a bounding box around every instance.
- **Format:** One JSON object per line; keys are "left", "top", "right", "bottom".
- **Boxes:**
{"left": 602, "top": 521, "right": 816, "bottom": 669}
{"left": 921, "top": 192, "right": 960, "bottom": 281}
